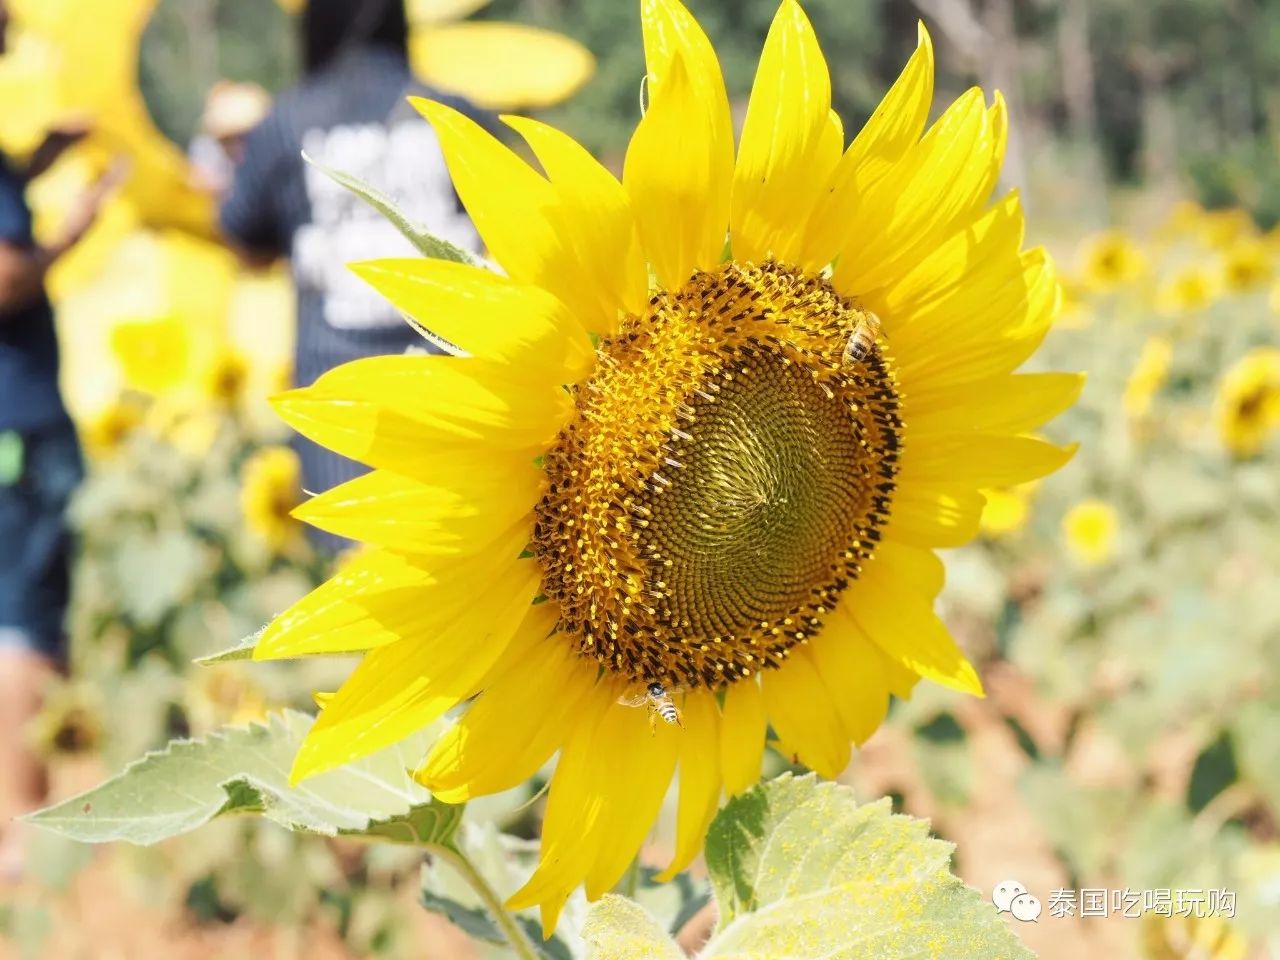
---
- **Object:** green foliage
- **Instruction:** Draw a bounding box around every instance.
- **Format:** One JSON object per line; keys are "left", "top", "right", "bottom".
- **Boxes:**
{"left": 583, "top": 774, "right": 1032, "bottom": 960}
{"left": 305, "top": 152, "right": 481, "bottom": 268}
{"left": 28, "top": 711, "right": 451, "bottom": 846}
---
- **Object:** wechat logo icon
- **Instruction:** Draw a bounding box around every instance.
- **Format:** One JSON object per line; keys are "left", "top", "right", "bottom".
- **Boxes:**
{"left": 993, "top": 880, "right": 1043, "bottom": 922}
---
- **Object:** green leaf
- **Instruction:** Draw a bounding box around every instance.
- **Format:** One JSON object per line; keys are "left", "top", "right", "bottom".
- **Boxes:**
{"left": 26, "top": 710, "right": 457, "bottom": 848}
{"left": 302, "top": 151, "right": 479, "bottom": 265}
{"left": 694, "top": 773, "right": 1032, "bottom": 960}
{"left": 194, "top": 627, "right": 265, "bottom": 665}
{"left": 581, "top": 896, "right": 686, "bottom": 960}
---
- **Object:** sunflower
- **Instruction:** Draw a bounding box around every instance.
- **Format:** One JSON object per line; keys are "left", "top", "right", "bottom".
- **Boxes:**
{"left": 1219, "top": 236, "right": 1273, "bottom": 292}
{"left": 258, "top": 0, "right": 1078, "bottom": 932}
{"left": 1216, "top": 347, "right": 1280, "bottom": 458}
{"left": 241, "top": 446, "right": 304, "bottom": 551}
{"left": 202, "top": 349, "right": 251, "bottom": 408}
{"left": 1077, "top": 229, "right": 1147, "bottom": 292}
{"left": 1062, "top": 499, "right": 1118, "bottom": 566}
{"left": 1155, "top": 265, "right": 1218, "bottom": 315}
{"left": 979, "top": 484, "right": 1036, "bottom": 539}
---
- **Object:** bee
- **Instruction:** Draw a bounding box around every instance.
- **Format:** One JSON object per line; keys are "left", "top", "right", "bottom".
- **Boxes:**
{"left": 843, "top": 311, "right": 882, "bottom": 366}
{"left": 618, "top": 681, "right": 685, "bottom": 734}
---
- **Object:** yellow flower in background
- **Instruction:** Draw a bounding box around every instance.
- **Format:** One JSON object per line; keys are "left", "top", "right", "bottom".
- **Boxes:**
{"left": 979, "top": 485, "right": 1036, "bottom": 539}
{"left": 203, "top": 350, "right": 251, "bottom": 407}
{"left": 109, "top": 314, "right": 192, "bottom": 395}
{"left": 1062, "top": 499, "right": 1118, "bottom": 566}
{"left": 79, "top": 395, "right": 146, "bottom": 459}
{"left": 1156, "top": 265, "right": 1218, "bottom": 314}
{"left": 1077, "top": 229, "right": 1147, "bottom": 291}
{"left": 1216, "top": 347, "right": 1280, "bottom": 457}
{"left": 258, "top": 4, "right": 1079, "bottom": 931}
{"left": 1141, "top": 913, "right": 1248, "bottom": 960}
{"left": 1219, "top": 236, "right": 1273, "bottom": 292}
{"left": 241, "top": 446, "right": 304, "bottom": 551}
{"left": 186, "top": 665, "right": 272, "bottom": 734}
{"left": 1123, "top": 336, "right": 1173, "bottom": 420}
{"left": 1198, "top": 208, "right": 1255, "bottom": 250}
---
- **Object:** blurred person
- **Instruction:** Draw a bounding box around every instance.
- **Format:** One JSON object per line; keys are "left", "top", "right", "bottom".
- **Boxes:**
{"left": 0, "top": 0, "right": 117, "bottom": 879}
{"left": 220, "top": 0, "right": 488, "bottom": 551}
{"left": 189, "top": 80, "right": 274, "bottom": 196}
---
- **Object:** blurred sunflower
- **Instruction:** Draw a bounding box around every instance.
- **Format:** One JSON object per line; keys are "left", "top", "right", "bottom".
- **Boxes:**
{"left": 202, "top": 349, "right": 251, "bottom": 408}
{"left": 1062, "top": 499, "right": 1118, "bottom": 566}
{"left": 1216, "top": 347, "right": 1280, "bottom": 458}
{"left": 79, "top": 394, "right": 145, "bottom": 458}
{"left": 979, "top": 485, "right": 1035, "bottom": 539}
{"left": 1141, "top": 913, "right": 1247, "bottom": 960}
{"left": 241, "top": 446, "right": 304, "bottom": 551}
{"left": 1123, "top": 335, "right": 1173, "bottom": 421}
{"left": 1077, "top": 229, "right": 1147, "bottom": 292}
{"left": 1219, "top": 237, "right": 1272, "bottom": 292}
{"left": 1156, "top": 265, "right": 1218, "bottom": 315}
{"left": 259, "top": 1, "right": 1078, "bottom": 930}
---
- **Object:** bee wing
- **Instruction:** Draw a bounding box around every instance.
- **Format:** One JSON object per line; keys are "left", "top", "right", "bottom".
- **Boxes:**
{"left": 617, "top": 693, "right": 650, "bottom": 707}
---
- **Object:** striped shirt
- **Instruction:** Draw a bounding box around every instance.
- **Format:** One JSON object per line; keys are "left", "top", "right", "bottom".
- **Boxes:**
{"left": 221, "top": 47, "right": 488, "bottom": 549}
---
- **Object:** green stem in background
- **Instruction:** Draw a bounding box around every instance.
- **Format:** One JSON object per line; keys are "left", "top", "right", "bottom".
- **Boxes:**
{"left": 433, "top": 844, "right": 541, "bottom": 960}
{"left": 617, "top": 855, "right": 642, "bottom": 900}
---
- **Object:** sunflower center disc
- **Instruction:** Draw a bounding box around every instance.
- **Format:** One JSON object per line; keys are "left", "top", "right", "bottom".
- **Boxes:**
{"left": 532, "top": 261, "right": 904, "bottom": 690}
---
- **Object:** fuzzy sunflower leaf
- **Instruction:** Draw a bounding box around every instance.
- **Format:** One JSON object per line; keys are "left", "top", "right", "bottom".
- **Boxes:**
{"left": 581, "top": 896, "right": 686, "bottom": 960}
{"left": 688, "top": 773, "right": 1033, "bottom": 960}
{"left": 302, "top": 151, "right": 478, "bottom": 264}
{"left": 26, "top": 710, "right": 458, "bottom": 848}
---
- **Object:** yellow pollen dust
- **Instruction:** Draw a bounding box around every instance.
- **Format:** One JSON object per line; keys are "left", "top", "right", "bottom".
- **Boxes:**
{"left": 532, "top": 261, "right": 903, "bottom": 690}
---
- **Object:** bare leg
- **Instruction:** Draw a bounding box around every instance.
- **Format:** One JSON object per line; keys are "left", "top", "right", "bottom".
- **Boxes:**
{"left": 0, "top": 645, "right": 55, "bottom": 880}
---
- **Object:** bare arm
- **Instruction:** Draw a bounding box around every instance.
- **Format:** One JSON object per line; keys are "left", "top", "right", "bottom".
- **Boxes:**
{"left": 0, "top": 242, "right": 59, "bottom": 319}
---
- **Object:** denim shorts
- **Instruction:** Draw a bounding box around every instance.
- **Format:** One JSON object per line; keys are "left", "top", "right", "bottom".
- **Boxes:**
{"left": 0, "top": 420, "right": 82, "bottom": 661}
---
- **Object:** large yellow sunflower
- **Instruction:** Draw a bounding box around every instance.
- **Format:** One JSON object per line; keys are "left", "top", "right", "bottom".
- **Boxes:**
{"left": 258, "top": 0, "right": 1079, "bottom": 934}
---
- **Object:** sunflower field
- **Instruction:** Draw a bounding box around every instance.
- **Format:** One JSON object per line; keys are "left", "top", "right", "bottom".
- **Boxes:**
{"left": 2, "top": 1, "right": 1280, "bottom": 959}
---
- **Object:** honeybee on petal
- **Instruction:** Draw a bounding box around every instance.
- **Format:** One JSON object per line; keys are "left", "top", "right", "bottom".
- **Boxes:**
{"left": 618, "top": 681, "right": 685, "bottom": 734}
{"left": 843, "top": 311, "right": 882, "bottom": 366}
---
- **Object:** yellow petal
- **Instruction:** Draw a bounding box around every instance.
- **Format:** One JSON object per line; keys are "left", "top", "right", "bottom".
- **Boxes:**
{"left": 584, "top": 703, "right": 681, "bottom": 899}
{"left": 833, "top": 88, "right": 1002, "bottom": 295}
{"left": 290, "top": 559, "right": 541, "bottom": 780}
{"left": 415, "top": 609, "right": 592, "bottom": 801}
{"left": 292, "top": 465, "right": 541, "bottom": 555}
{"left": 802, "top": 22, "right": 934, "bottom": 268}
{"left": 507, "top": 681, "right": 618, "bottom": 936}
{"left": 900, "top": 435, "right": 1079, "bottom": 488}
{"left": 657, "top": 689, "right": 721, "bottom": 880}
{"left": 719, "top": 676, "right": 766, "bottom": 796}
{"left": 910, "top": 372, "right": 1086, "bottom": 437}
{"left": 886, "top": 483, "right": 986, "bottom": 549}
{"left": 409, "top": 22, "right": 595, "bottom": 111}
{"left": 761, "top": 651, "right": 851, "bottom": 779}
{"left": 411, "top": 98, "right": 607, "bottom": 330}
{"left": 896, "top": 249, "right": 1060, "bottom": 390}
{"left": 257, "top": 529, "right": 530, "bottom": 660}
{"left": 809, "top": 610, "right": 890, "bottom": 745}
{"left": 350, "top": 258, "right": 592, "bottom": 379}
{"left": 272, "top": 355, "right": 572, "bottom": 474}
{"left": 624, "top": 48, "right": 733, "bottom": 289}
{"left": 502, "top": 114, "right": 648, "bottom": 327}
{"left": 731, "top": 0, "right": 839, "bottom": 264}
{"left": 848, "top": 561, "right": 983, "bottom": 696}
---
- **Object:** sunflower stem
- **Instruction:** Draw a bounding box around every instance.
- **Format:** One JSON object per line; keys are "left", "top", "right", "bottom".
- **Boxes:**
{"left": 432, "top": 844, "right": 541, "bottom": 960}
